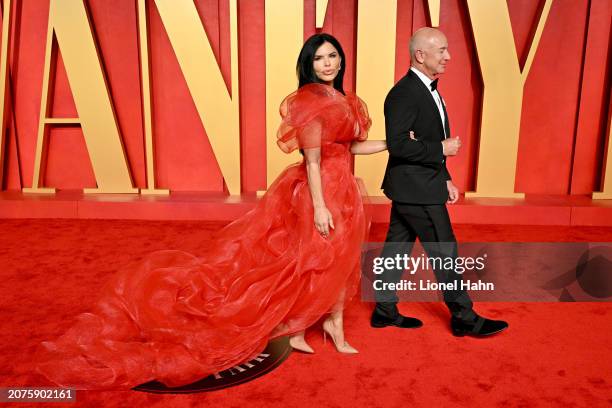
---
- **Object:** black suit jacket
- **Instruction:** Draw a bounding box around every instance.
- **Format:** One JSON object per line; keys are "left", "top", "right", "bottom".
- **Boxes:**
{"left": 381, "top": 69, "right": 451, "bottom": 204}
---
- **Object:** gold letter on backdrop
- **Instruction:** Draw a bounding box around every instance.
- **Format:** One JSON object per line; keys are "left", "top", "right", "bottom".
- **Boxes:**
{"left": 593, "top": 112, "right": 612, "bottom": 199}
{"left": 427, "top": 0, "right": 441, "bottom": 27}
{"left": 316, "top": 0, "right": 328, "bottom": 29}
{"left": 465, "top": 0, "right": 553, "bottom": 198}
{"left": 24, "top": 0, "right": 137, "bottom": 194}
{"left": 153, "top": 0, "right": 240, "bottom": 194}
{"left": 354, "top": 0, "right": 397, "bottom": 196}
{"left": 0, "top": 0, "right": 12, "bottom": 186}
{"left": 265, "top": 0, "right": 303, "bottom": 187}
{"left": 137, "top": 0, "right": 168, "bottom": 195}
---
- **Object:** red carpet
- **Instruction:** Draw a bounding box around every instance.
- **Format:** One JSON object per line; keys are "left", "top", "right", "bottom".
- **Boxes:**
{"left": 1, "top": 219, "right": 611, "bottom": 407}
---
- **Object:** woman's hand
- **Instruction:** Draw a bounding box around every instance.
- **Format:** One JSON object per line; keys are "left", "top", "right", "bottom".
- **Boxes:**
{"left": 314, "top": 206, "right": 335, "bottom": 237}
{"left": 409, "top": 130, "right": 416, "bottom": 140}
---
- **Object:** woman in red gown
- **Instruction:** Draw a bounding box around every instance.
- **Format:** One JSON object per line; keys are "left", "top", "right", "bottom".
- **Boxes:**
{"left": 36, "top": 33, "right": 388, "bottom": 389}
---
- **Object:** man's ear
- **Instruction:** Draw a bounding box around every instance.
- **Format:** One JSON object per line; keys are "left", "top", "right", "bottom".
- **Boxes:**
{"left": 414, "top": 50, "right": 424, "bottom": 64}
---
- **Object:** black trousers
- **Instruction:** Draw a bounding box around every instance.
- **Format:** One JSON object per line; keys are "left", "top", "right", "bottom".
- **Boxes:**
{"left": 374, "top": 201, "right": 475, "bottom": 320}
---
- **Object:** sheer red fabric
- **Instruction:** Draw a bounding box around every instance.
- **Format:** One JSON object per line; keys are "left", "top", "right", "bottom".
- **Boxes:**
{"left": 35, "top": 83, "right": 372, "bottom": 389}
{"left": 277, "top": 83, "right": 370, "bottom": 152}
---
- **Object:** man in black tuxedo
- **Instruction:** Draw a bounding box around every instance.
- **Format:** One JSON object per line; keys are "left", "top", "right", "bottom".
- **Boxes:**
{"left": 371, "top": 28, "right": 508, "bottom": 337}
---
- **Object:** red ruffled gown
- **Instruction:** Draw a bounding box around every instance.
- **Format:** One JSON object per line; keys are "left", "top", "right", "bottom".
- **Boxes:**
{"left": 36, "top": 83, "right": 372, "bottom": 389}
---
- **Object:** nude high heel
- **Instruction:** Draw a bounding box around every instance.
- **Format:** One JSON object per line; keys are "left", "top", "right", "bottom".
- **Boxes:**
{"left": 289, "top": 333, "right": 315, "bottom": 354}
{"left": 322, "top": 319, "right": 358, "bottom": 354}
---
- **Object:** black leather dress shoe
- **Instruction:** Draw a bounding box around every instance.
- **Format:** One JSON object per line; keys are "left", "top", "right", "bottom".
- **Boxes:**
{"left": 450, "top": 315, "right": 508, "bottom": 337}
{"left": 370, "top": 310, "right": 423, "bottom": 329}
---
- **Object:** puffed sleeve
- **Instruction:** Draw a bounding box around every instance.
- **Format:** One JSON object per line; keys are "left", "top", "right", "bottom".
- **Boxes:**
{"left": 346, "top": 93, "right": 371, "bottom": 142}
{"left": 277, "top": 84, "right": 344, "bottom": 153}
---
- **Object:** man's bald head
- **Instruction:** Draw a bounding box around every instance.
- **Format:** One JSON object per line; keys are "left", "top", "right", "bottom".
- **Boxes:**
{"left": 409, "top": 27, "right": 451, "bottom": 79}
{"left": 409, "top": 28, "right": 447, "bottom": 60}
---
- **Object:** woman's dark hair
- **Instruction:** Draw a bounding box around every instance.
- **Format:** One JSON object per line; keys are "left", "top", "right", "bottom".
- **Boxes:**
{"left": 297, "top": 33, "right": 346, "bottom": 94}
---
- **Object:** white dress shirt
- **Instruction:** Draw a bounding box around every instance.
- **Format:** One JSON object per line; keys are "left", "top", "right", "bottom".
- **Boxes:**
{"left": 410, "top": 66, "right": 447, "bottom": 139}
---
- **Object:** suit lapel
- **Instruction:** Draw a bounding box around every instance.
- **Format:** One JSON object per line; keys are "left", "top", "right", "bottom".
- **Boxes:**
{"left": 440, "top": 95, "right": 450, "bottom": 138}
{"left": 407, "top": 70, "right": 446, "bottom": 139}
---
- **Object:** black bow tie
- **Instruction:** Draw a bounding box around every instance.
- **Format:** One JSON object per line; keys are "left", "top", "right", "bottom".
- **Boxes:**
{"left": 430, "top": 79, "right": 439, "bottom": 92}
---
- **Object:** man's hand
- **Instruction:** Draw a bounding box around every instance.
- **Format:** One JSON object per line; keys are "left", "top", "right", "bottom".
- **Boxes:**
{"left": 447, "top": 180, "right": 459, "bottom": 204}
{"left": 442, "top": 136, "right": 461, "bottom": 156}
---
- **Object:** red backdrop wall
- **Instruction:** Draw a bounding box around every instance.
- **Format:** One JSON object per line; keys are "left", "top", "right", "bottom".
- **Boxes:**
{"left": 1, "top": 0, "right": 610, "bottom": 195}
